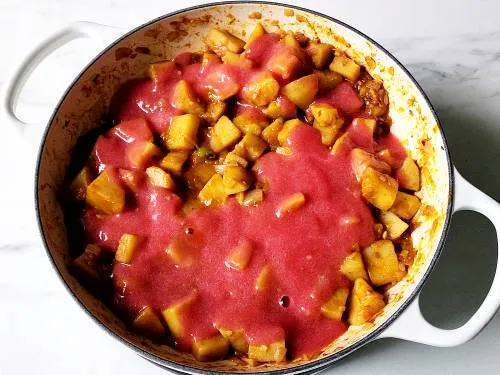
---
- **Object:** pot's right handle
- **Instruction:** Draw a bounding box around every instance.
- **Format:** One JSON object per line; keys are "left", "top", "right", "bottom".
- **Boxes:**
{"left": 378, "top": 168, "right": 500, "bottom": 346}
{"left": 0, "top": 21, "right": 124, "bottom": 142}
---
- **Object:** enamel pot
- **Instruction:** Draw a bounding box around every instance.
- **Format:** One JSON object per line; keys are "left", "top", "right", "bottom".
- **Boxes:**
{"left": 2, "top": 2, "right": 500, "bottom": 374}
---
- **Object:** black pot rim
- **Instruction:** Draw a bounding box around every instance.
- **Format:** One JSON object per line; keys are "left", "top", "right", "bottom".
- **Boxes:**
{"left": 35, "top": 1, "right": 454, "bottom": 374}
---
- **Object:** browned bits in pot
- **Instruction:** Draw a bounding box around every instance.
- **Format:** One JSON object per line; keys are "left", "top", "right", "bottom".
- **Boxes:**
{"left": 248, "top": 11, "right": 262, "bottom": 19}
{"left": 144, "top": 28, "right": 162, "bottom": 39}
{"left": 293, "top": 32, "right": 309, "bottom": 46}
{"left": 296, "top": 14, "right": 307, "bottom": 23}
{"left": 115, "top": 47, "right": 133, "bottom": 60}
{"left": 284, "top": 9, "right": 294, "bottom": 16}
{"left": 364, "top": 56, "right": 376, "bottom": 70}
{"left": 135, "top": 46, "right": 151, "bottom": 55}
{"left": 358, "top": 78, "right": 389, "bottom": 117}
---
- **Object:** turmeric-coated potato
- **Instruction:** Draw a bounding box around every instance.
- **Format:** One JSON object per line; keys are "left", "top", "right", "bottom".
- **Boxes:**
{"left": 128, "top": 141, "right": 161, "bottom": 168}
{"left": 161, "top": 294, "right": 196, "bottom": 338}
{"left": 248, "top": 340, "right": 286, "bottom": 363}
{"left": 70, "top": 166, "right": 93, "bottom": 200}
{"left": 363, "top": 240, "right": 405, "bottom": 286}
{"left": 164, "top": 114, "right": 200, "bottom": 151}
{"left": 146, "top": 167, "right": 176, "bottom": 190}
{"left": 234, "top": 134, "right": 268, "bottom": 161}
{"left": 380, "top": 211, "right": 409, "bottom": 240}
{"left": 132, "top": 306, "right": 165, "bottom": 337}
{"left": 172, "top": 80, "right": 204, "bottom": 116}
{"left": 193, "top": 334, "right": 230, "bottom": 361}
{"left": 281, "top": 74, "right": 319, "bottom": 110}
{"left": 233, "top": 115, "right": 267, "bottom": 135}
{"left": 397, "top": 156, "right": 420, "bottom": 191}
{"left": 160, "top": 151, "right": 190, "bottom": 176}
{"left": 86, "top": 169, "right": 125, "bottom": 215}
{"left": 115, "top": 233, "right": 144, "bottom": 264}
{"left": 361, "top": 167, "right": 398, "bottom": 210}
{"left": 348, "top": 278, "right": 385, "bottom": 325}
{"left": 202, "top": 100, "right": 226, "bottom": 124}
{"left": 242, "top": 73, "right": 280, "bottom": 107}
{"left": 262, "top": 118, "right": 284, "bottom": 148}
{"left": 205, "top": 28, "right": 245, "bottom": 56}
{"left": 222, "top": 165, "right": 252, "bottom": 195}
{"left": 255, "top": 264, "right": 273, "bottom": 291}
{"left": 390, "top": 191, "right": 421, "bottom": 220}
{"left": 198, "top": 174, "right": 228, "bottom": 207}
{"left": 321, "top": 287, "right": 349, "bottom": 320}
{"left": 340, "top": 251, "right": 369, "bottom": 282}
{"left": 275, "top": 192, "right": 305, "bottom": 218}
{"left": 244, "top": 23, "right": 266, "bottom": 49}
{"left": 277, "top": 119, "right": 304, "bottom": 146}
{"left": 218, "top": 327, "right": 249, "bottom": 353}
{"left": 209, "top": 116, "right": 242, "bottom": 153}
{"left": 351, "top": 148, "right": 391, "bottom": 182}
{"left": 329, "top": 54, "right": 361, "bottom": 81}
{"left": 308, "top": 42, "right": 332, "bottom": 69}
{"left": 317, "top": 70, "right": 343, "bottom": 91}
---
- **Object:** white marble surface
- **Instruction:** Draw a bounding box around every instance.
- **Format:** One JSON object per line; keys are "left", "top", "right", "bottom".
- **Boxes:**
{"left": 1, "top": 0, "right": 500, "bottom": 374}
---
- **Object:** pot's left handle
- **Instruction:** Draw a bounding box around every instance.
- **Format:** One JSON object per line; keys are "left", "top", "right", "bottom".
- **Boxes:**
{"left": 0, "top": 21, "right": 125, "bottom": 142}
{"left": 377, "top": 168, "right": 500, "bottom": 346}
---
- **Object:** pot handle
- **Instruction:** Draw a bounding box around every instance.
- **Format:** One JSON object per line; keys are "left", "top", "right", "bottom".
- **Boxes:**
{"left": 377, "top": 167, "right": 500, "bottom": 346}
{"left": 0, "top": 21, "right": 124, "bottom": 141}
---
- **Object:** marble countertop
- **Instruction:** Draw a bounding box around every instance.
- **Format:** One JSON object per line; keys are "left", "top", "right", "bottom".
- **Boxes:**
{"left": 1, "top": 0, "right": 499, "bottom": 374}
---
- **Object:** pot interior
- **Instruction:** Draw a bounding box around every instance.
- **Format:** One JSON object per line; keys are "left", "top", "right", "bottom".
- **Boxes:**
{"left": 36, "top": 2, "right": 452, "bottom": 373}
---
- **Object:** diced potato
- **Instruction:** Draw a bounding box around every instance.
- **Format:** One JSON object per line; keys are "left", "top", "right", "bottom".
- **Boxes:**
{"left": 205, "top": 28, "right": 245, "bottom": 56}
{"left": 380, "top": 211, "right": 409, "bottom": 240}
{"left": 202, "top": 100, "right": 226, "bottom": 124}
{"left": 193, "top": 334, "right": 230, "bottom": 361}
{"left": 275, "top": 146, "right": 292, "bottom": 156}
{"left": 162, "top": 294, "right": 196, "bottom": 338}
{"left": 71, "top": 244, "right": 104, "bottom": 289}
{"left": 165, "top": 237, "right": 196, "bottom": 267}
{"left": 128, "top": 141, "right": 161, "bottom": 168}
{"left": 329, "top": 54, "right": 361, "bottom": 81}
{"left": 224, "top": 151, "right": 248, "bottom": 168}
{"left": 255, "top": 264, "right": 273, "bottom": 291}
{"left": 283, "top": 33, "right": 302, "bottom": 53}
{"left": 115, "top": 234, "right": 143, "bottom": 264}
{"left": 149, "top": 60, "right": 177, "bottom": 84}
{"left": 309, "top": 103, "right": 343, "bottom": 128}
{"left": 198, "top": 173, "right": 228, "bottom": 207}
{"left": 184, "top": 162, "right": 216, "bottom": 191}
{"left": 281, "top": 74, "right": 319, "bottom": 110}
{"left": 132, "top": 306, "right": 165, "bottom": 337}
{"left": 267, "top": 51, "right": 301, "bottom": 80}
{"left": 248, "top": 340, "right": 286, "bottom": 362}
{"left": 234, "top": 134, "right": 268, "bottom": 161}
{"left": 242, "top": 73, "right": 280, "bottom": 107}
{"left": 86, "top": 169, "right": 125, "bottom": 215}
{"left": 237, "top": 188, "right": 264, "bottom": 207}
{"left": 146, "top": 167, "right": 176, "bottom": 190}
{"left": 160, "top": 151, "right": 190, "bottom": 176}
{"left": 202, "top": 52, "right": 221, "bottom": 65}
{"left": 397, "top": 157, "right": 420, "bottom": 191}
{"left": 265, "top": 98, "right": 297, "bottom": 120}
{"left": 225, "top": 240, "right": 253, "bottom": 270}
{"left": 377, "top": 149, "right": 397, "bottom": 168}
{"left": 321, "top": 287, "right": 349, "bottom": 320}
{"left": 275, "top": 192, "right": 305, "bottom": 218}
{"left": 206, "top": 70, "right": 241, "bottom": 100}
{"left": 361, "top": 167, "right": 398, "bottom": 210}
{"left": 119, "top": 169, "right": 144, "bottom": 192}
{"left": 233, "top": 115, "right": 267, "bottom": 135}
{"left": 352, "top": 117, "right": 376, "bottom": 135}
{"left": 390, "top": 191, "right": 421, "bottom": 220}
{"left": 330, "top": 132, "right": 351, "bottom": 155}
{"left": 245, "top": 23, "right": 266, "bottom": 49}
{"left": 313, "top": 121, "right": 340, "bottom": 147}
{"left": 172, "top": 80, "right": 204, "bottom": 116}
{"left": 363, "top": 240, "right": 405, "bottom": 286}
{"left": 218, "top": 327, "right": 248, "bottom": 353}
{"left": 351, "top": 148, "right": 391, "bottom": 182}
{"left": 341, "top": 252, "right": 369, "bottom": 281}
{"left": 308, "top": 42, "right": 332, "bottom": 69}
{"left": 70, "top": 166, "right": 93, "bottom": 200}
{"left": 317, "top": 70, "right": 343, "bottom": 91}
{"left": 209, "top": 116, "right": 242, "bottom": 153}
{"left": 165, "top": 114, "right": 200, "bottom": 151}
{"left": 222, "top": 165, "right": 252, "bottom": 195}
{"left": 348, "top": 278, "right": 385, "bottom": 325}
{"left": 277, "top": 119, "right": 303, "bottom": 146}
{"left": 262, "top": 118, "right": 284, "bottom": 147}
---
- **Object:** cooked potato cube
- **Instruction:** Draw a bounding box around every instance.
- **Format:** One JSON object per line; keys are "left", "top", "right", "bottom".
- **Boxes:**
{"left": 351, "top": 148, "right": 391, "bottom": 182}
{"left": 283, "top": 33, "right": 302, "bottom": 52}
{"left": 341, "top": 251, "right": 369, "bottom": 281}
{"left": 71, "top": 244, "right": 104, "bottom": 289}
{"left": 267, "top": 51, "right": 301, "bottom": 80}
{"left": 277, "top": 119, "right": 304, "bottom": 146}
{"left": 185, "top": 162, "right": 216, "bottom": 191}
{"left": 198, "top": 173, "right": 227, "bottom": 207}
{"left": 309, "top": 103, "right": 343, "bottom": 128}
{"left": 380, "top": 211, "right": 409, "bottom": 240}
{"left": 276, "top": 192, "right": 305, "bottom": 218}
{"left": 202, "top": 52, "right": 221, "bottom": 65}
{"left": 119, "top": 169, "right": 144, "bottom": 192}
{"left": 162, "top": 294, "right": 196, "bottom": 338}
{"left": 165, "top": 114, "right": 200, "bottom": 151}
{"left": 248, "top": 340, "right": 286, "bottom": 362}
{"left": 243, "top": 73, "right": 280, "bottom": 107}
{"left": 202, "top": 100, "right": 226, "bottom": 124}
{"left": 172, "top": 80, "right": 204, "bottom": 116}
{"left": 377, "top": 149, "right": 397, "bottom": 168}
{"left": 70, "top": 166, "right": 93, "bottom": 200}
{"left": 352, "top": 117, "right": 376, "bottom": 135}
{"left": 329, "top": 54, "right": 361, "bottom": 81}
{"left": 146, "top": 167, "right": 176, "bottom": 190}
{"left": 244, "top": 23, "right": 265, "bottom": 49}
{"left": 262, "top": 118, "right": 284, "bottom": 148}
{"left": 363, "top": 240, "right": 404, "bottom": 286}
{"left": 160, "top": 151, "right": 189, "bottom": 176}
{"left": 86, "top": 169, "right": 125, "bottom": 215}
{"left": 330, "top": 133, "right": 351, "bottom": 155}
{"left": 222, "top": 165, "right": 252, "bottom": 195}
{"left": 225, "top": 240, "right": 253, "bottom": 270}
{"left": 209, "top": 116, "right": 242, "bottom": 153}
{"left": 132, "top": 306, "right": 165, "bottom": 337}
{"left": 115, "top": 234, "right": 143, "bottom": 264}
{"left": 218, "top": 327, "right": 248, "bottom": 353}
{"left": 149, "top": 60, "right": 177, "bottom": 84}
{"left": 165, "top": 237, "right": 196, "bottom": 267}
{"left": 390, "top": 191, "right": 421, "bottom": 220}
{"left": 321, "top": 287, "right": 349, "bottom": 320}
{"left": 233, "top": 115, "right": 267, "bottom": 135}
{"left": 348, "top": 278, "right": 385, "bottom": 325}
{"left": 397, "top": 156, "right": 420, "bottom": 191}
{"left": 281, "top": 74, "right": 319, "bottom": 110}
{"left": 317, "top": 70, "right": 343, "bottom": 91}
{"left": 313, "top": 122, "right": 340, "bottom": 146}
{"left": 237, "top": 188, "right": 264, "bottom": 207}
{"left": 255, "top": 264, "right": 273, "bottom": 291}
{"left": 275, "top": 146, "right": 292, "bottom": 156}
{"left": 265, "top": 98, "right": 297, "bottom": 120}
{"left": 128, "top": 141, "right": 161, "bottom": 168}
{"left": 205, "top": 28, "right": 245, "bottom": 56}
{"left": 361, "top": 167, "right": 398, "bottom": 210}
{"left": 193, "top": 334, "right": 230, "bottom": 361}
{"left": 224, "top": 151, "right": 248, "bottom": 167}
{"left": 308, "top": 42, "right": 332, "bottom": 69}
{"left": 235, "top": 134, "right": 268, "bottom": 161}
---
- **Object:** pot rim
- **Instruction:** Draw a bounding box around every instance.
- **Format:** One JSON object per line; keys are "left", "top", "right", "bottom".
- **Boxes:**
{"left": 35, "top": 1, "right": 455, "bottom": 374}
